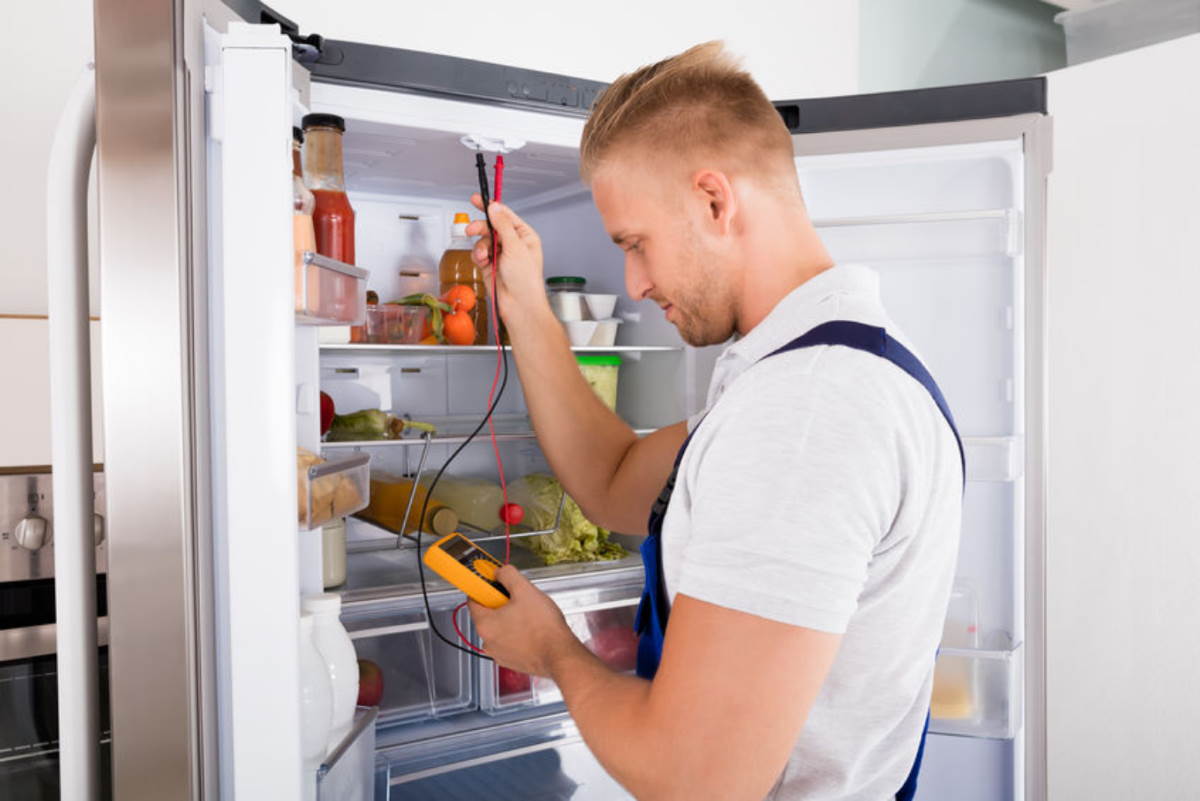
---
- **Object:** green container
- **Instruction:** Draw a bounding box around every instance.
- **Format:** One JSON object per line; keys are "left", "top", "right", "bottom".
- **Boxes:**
{"left": 575, "top": 354, "right": 622, "bottom": 411}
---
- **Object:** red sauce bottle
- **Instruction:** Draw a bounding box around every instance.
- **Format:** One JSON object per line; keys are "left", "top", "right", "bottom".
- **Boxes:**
{"left": 302, "top": 114, "right": 355, "bottom": 264}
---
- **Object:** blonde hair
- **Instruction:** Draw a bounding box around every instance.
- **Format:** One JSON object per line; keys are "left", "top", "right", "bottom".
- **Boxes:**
{"left": 580, "top": 42, "right": 795, "bottom": 185}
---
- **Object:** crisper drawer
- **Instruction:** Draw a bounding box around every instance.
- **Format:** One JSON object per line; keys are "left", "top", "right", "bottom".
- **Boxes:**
{"left": 341, "top": 600, "right": 474, "bottom": 727}
{"left": 479, "top": 581, "right": 641, "bottom": 714}
{"left": 377, "top": 713, "right": 634, "bottom": 801}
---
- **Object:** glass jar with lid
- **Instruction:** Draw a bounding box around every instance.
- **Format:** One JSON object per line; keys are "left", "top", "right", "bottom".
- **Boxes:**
{"left": 546, "top": 276, "right": 587, "bottom": 321}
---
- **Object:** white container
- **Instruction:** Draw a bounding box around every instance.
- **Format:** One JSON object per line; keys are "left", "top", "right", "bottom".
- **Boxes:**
{"left": 1057, "top": 0, "right": 1200, "bottom": 65}
{"left": 587, "top": 318, "right": 622, "bottom": 347}
{"left": 582, "top": 293, "right": 618, "bottom": 320}
{"left": 299, "top": 613, "right": 333, "bottom": 770}
{"left": 562, "top": 319, "right": 599, "bottom": 347}
{"left": 321, "top": 519, "right": 347, "bottom": 589}
{"left": 548, "top": 290, "right": 585, "bottom": 321}
{"left": 303, "top": 593, "right": 359, "bottom": 753}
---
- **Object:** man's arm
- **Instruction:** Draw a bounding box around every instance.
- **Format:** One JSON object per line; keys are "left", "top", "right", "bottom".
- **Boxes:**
{"left": 471, "top": 568, "right": 841, "bottom": 801}
{"left": 468, "top": 199, "right": 686, "bottom": 534}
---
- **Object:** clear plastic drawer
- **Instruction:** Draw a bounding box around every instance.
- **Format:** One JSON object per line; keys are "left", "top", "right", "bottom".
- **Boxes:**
{"left": 296, "top": 251, "right": 369, "bottom": 326}
{"left": 929, "top": 640, "right": 1022, "bottom": 739}
{"left": 480, "top": 591, "right": 640, "bottom": 714}
{"left": 342, "top": 603, "right": 474, "bottom": 726}
{"left": 299, "top": 452, "right": 370, "bottom": 531}
{"left": 316, "top": 706, "right": 376, "bottom": 801}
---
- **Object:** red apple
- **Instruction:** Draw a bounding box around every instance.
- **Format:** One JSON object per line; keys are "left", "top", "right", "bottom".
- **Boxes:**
{"left": 319, "top": 391, "right": 335, "bottom": 436}
{"left": 497, "top": 667, "right": 531, "bottom": 697}
{"left": 586, "top": 627, "right": 639, "bottom": 673}
{"left": 356, "top": 658, "right": 384, "bottom": 707}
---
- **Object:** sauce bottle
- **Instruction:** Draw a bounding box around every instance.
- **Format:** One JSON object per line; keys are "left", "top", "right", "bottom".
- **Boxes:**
{"left": 292, "top": 127, "right": 317, "bottom": 314}
{"left": 303, "top": 114, "right": 356, "bottom": 321}
{"left": 439, "top": 213, "right": 489, "bottom": 344}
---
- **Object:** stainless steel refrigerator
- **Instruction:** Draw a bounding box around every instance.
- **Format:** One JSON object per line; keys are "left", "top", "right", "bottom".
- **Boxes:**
{"left": 37, "top": 1, "right": 1197, "bottom": 798}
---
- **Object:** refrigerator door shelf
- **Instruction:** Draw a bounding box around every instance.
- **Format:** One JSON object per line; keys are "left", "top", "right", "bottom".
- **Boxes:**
{"left": 316, "top": 705, "right": 377, "bottom": 801}
{"left": 296, "top": 252, "right": 370, "bottom": 326}
{"left": 300, "top": 452, "right": 371, "bottom": 531}
{"left": 930, "top": 639, "right": 1023, "bottom": 740}
{"left": 341, "top": 600, "right": 475, "bottom": 727}
{"left": 479, "top": 582, "right": 641, "bottom": 714}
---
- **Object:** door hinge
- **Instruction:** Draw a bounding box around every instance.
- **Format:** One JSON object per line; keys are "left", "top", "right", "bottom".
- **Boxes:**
{"left": 257, "top": 3, "right": 324, "bottom": 64}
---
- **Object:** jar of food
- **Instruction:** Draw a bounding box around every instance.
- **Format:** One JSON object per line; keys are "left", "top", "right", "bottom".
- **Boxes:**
{"left": 576, "top": 354, "right": 622, "bottom": 411}
{"left": 546, "top": 276, "right": 587, "bottom": 322}
{"left": 439, "top": 213, "right": 488, "bottom": 344}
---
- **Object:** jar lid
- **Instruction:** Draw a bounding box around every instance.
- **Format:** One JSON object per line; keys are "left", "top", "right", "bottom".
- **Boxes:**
{"left": 547, "top": 276, "right": 587, "bottom": 287}
{"left": 302, "top": 113, "right": 346, "bottom": 133}
{"left": 575, "top": 354, "right": 623, "bottom": 366}
{"left": 453, "top": 212, "right": 470, "bottom": 224}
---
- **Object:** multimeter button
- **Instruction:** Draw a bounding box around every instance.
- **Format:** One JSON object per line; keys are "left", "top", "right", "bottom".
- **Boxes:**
{"left": 473, "top": 559, "right": 498, "bottom": 580}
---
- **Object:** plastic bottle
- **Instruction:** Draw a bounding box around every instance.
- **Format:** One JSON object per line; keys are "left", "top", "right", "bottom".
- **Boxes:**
{"left": 439, "top": 213, "right": 489, "bottom": 344}
{"left": 302, "top": 593, "right": 359, "bottom": 753}
{"left": 359, "top": 473, "right": 460, "bottom": 536}
{"left": 298, "top": 612, "right": 333, "bottom": 771}
{"left": 421, "top": 472, "right": 504, "bottom": 533}
{"left": 321, "top": 518, "right": 347, "bottom": 589}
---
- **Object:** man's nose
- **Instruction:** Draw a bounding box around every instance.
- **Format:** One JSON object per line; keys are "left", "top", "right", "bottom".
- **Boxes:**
{"left": 625, "top": 256, "right": 651, "bottom": 302}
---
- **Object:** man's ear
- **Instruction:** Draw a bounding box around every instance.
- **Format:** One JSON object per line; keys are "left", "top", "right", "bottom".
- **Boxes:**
{"left": 693, "top": 169, "right": 737, "bottom": 236}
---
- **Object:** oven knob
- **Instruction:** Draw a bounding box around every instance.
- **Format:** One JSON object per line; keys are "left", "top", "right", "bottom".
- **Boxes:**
{"left": 14, "top": 515, "right": 50, "bottom": 551}
{"left": 93, "top": 513, "right": 106, "bottom": 546}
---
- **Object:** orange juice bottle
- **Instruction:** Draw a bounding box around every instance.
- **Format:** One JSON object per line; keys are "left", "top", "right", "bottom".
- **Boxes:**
{"left": 439, "top": 213, "right": 489, "bottom": 344}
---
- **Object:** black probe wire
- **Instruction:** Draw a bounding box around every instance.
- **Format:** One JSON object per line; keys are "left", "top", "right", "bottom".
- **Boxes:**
{"left": 414, "top": 151, "right": 505, "bottom": 661}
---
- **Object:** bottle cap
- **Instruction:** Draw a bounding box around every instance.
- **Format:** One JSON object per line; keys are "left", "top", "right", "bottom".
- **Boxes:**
{"left": 301, "top": 113, "right": 346, "bottom": 133}
{"left": 429, "top": 506, "right": 460, "bottom": 536}
{"left": 302, "top": 593, "right": 343, "bottom": 614}
{"left": 453, "top": 212, "right": 470, "bottom": 224}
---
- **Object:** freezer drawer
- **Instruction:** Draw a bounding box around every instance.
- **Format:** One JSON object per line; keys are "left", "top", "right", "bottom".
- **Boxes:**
{"left": 341, "top": 600, "right": 474, "bottom": 726}
{"left": 478, "top": 581, "right": 641, "bottom": 714}
{"left": 378, "top": 713, "right": 633, "bottom": 801}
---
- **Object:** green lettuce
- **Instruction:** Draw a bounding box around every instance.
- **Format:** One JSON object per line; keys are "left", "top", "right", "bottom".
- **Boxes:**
{"left": 514, "top": 474, "right": 627, "bottom": 565}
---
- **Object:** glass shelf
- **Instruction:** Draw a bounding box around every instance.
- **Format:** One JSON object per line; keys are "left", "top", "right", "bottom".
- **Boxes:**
{"left": 319, "top": 343, "right": 683, "bottom": 355}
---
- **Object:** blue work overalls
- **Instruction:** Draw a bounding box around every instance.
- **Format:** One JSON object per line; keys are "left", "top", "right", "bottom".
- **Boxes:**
{"left": 634, "top": 320, "right": 965, "bottom": 801}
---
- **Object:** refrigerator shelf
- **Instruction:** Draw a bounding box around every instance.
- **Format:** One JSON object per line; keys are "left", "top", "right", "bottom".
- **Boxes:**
{"left": 316, "top": 706, "right": 377, "bottom": 801}
{"left": 321, "top": 427, "right": 657, "bottom": 450}
{"left": 929, "top": 640, "right": 1023, "bottom": 740}
{"left": 297, "top": 251, "right": 370, "bottom": 326}
{"left": 319, "top": 343, "right": 683, "bottom": 355}
{"left": 300, "top": 452, "right": 371, "bottom": 530}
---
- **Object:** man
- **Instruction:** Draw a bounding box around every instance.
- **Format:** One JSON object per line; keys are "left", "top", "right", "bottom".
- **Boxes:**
{"left": 466, "top": 41, "right": 963, "bottom": 801}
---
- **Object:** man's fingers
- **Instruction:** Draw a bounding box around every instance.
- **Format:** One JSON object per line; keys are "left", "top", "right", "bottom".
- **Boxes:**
{"left": 494, "top": 564, "right": 529, "bottom": 594}
{"left": 470, "top": 192, "right": 485, "bottom": 212}
{"left": 487, "top": 202, "right": 522, "bottom": 249}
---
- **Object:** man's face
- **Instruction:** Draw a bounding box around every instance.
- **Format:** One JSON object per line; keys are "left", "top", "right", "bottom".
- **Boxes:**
{"left": 591, "top": 156, "right": 738, "bottom": 347}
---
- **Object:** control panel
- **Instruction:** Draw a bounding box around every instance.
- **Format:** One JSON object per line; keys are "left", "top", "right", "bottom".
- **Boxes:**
{"left": 0, "top": 471, "right": 107, "bottom": 583}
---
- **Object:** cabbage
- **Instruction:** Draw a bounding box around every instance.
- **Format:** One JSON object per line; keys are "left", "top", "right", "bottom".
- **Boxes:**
{"left": 511, "top": 474, "right": 626, "bottom": 565}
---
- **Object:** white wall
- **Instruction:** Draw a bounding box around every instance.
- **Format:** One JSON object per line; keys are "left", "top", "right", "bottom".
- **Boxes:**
{"left": 859, "top": 0, "right": 1065, "bottom": 92}
{"left": 268, "top": 0, "right": 861, "bottom": 100}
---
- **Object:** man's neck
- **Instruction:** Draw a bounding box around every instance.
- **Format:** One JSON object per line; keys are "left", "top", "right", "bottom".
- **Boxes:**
{"left": 734, "top": 204, "right": 833, "bottom": 337}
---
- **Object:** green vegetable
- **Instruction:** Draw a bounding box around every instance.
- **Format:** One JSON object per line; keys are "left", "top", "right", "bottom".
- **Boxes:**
{"left": 512, "top": 474, "right": 626, "bottom": 565}
{"left": 326, "top": 410, "right": 438, "bottom": 442}
{"left": 389, "top": 294, "right": 452, "bottom": 344}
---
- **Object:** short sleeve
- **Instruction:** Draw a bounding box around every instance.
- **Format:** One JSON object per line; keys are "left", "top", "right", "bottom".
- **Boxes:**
{"left": 675, "top": 356, "right": 903, "bottom": 633}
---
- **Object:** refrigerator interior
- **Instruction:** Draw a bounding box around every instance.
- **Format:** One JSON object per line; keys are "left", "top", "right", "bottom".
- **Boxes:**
{"left": 795, "top": 137, "right": 1030, "bottom": 800}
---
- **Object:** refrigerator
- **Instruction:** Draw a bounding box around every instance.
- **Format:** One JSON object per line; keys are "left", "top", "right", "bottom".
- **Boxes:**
{"left": 40, "top": 0, "right": 1196, "bottom": 798}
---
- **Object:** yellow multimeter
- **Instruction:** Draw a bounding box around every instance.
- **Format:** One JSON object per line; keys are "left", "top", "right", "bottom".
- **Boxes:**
{"left": 423, "top": 532, "right": 511, "bottom": 608}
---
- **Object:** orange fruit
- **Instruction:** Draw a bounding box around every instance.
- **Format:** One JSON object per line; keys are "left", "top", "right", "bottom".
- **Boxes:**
{"left": 419, "top": 335, "right": 439, "bottom": 345}
{"left": 442, "top": 284, "right": 477, "bottom": 313}
{"left": 443, "top": 311, "right": 476, "bottom": 346}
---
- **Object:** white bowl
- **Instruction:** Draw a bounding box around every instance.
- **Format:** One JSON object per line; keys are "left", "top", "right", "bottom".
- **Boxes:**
{"left": 562, "top": 320, "right": 599, "bottom": 347}
{"left": 583, "top": 293, "right": 618, "bottom": 320}
{"left": 588, "top": 318, "right": 622, "bottom": 347}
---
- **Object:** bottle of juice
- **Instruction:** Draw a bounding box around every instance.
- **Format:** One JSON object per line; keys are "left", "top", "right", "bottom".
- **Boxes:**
{"left": 359, "top": 473, "right": 459, "bottom": 537}
{"left": 439, "top": 213, "right": 489, "bottom": 345}
{"left": 292, "top": 127, "right": 316, "bottom": 314}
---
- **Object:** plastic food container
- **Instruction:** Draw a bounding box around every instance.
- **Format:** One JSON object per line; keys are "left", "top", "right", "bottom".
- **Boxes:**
{"left": 562, "top": 320, "right": 599, "bottom": 347}
{"left": 582, "top": 293, "right": 618, "bottom": 320}
{"left": 547, "top": 276, "right": 587, "bottom": 322}
{"left": 365, "top": 305, "right": 428, "bottom": 344}
{"left": 576, "top": 354, "right": 622, "bottom": 411}
{"left": 298, "top": 451, "right": 370, "bottom": 530}
{"left": 588, "top": 318, "right": 622, "bottom": 347}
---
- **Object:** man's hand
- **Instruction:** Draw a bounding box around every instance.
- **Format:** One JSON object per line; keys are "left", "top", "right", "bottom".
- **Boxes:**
{"left": 465, "top": 196, "right": 550, "bottom": 336}
{"left": 467, "top": 565, "right": 586, "bottom": 677}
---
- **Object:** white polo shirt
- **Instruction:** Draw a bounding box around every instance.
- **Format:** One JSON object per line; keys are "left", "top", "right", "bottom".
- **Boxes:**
{"left": 661, "top": 263, "right": 963, "bottom": 801}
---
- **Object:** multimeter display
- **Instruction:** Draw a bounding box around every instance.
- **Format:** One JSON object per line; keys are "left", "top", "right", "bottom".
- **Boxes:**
{"left": 423, "top": 532, "right": 511, "bottom": 608}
